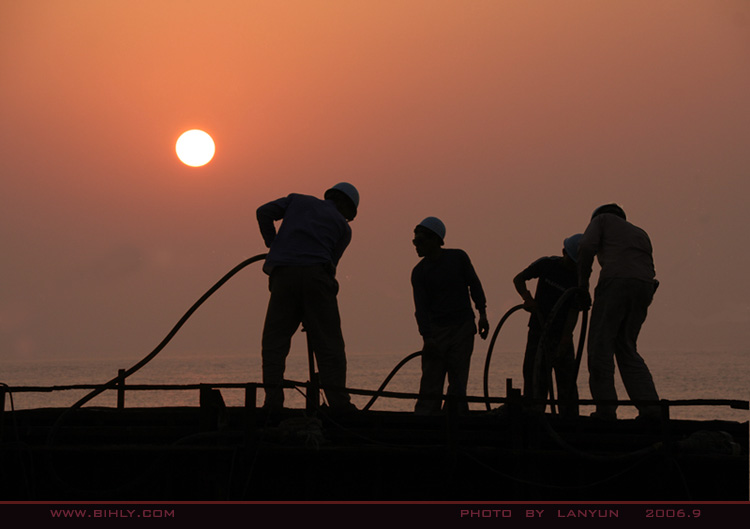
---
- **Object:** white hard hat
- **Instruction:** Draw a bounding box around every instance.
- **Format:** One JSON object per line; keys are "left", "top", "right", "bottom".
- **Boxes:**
{"left": 326, "top": 182, "right": 359, "bottom": 220}
{"left": 329, "top": 182, "right": 359, "bottom": 207}
{"left": 417, "top": 217, "right": 446, "bottom": 242}
{"left": 328, "top": 182, "right": 358, "bottom": 210}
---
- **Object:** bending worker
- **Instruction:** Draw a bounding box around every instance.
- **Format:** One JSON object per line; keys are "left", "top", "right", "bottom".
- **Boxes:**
{"left": 256, "top": 183, "right": 359, "bottom": 413}
{"left": 513, "top": 234, "right": 582, "bottom": 418}
{"left": 577, "top": 203, "right": 660, "bottom": 421}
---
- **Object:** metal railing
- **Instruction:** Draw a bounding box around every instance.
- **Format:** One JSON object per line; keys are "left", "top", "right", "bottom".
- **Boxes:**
{"left": 2, "top": 376, "right": 747, "bottom": 416}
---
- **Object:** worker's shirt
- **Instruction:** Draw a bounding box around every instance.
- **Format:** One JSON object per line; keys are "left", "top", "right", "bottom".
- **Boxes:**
{"left": 578, "top": 213, "right": 656, "bottom": 284}
{"left": 257, "top": 193, "right": 351, "bottom": 275}
{"left": 517, "top": 256, "right": 577, "bottom": 328}
{"left": 411, "top": 249, "right": 487, "bottom": 338}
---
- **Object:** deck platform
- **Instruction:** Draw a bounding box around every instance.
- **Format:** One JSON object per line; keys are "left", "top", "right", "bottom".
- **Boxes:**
{"left": 1, "top": 405, "right": 746, "bottom": 501}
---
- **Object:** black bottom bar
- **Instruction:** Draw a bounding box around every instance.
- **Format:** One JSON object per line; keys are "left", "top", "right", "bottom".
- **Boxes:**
{"left": 1, "top": 502, "right": 748, "bottom": 527}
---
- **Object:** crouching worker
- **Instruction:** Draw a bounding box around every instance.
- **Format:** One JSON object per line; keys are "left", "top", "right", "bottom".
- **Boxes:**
{"left": 513, "top": 234, "right": 583, "bottom": 418}
{"left": 256, "top": 183, "right": 360, "bottom": 413}
{"left": 411, "top": 217, "right": 489, "bottom": 415}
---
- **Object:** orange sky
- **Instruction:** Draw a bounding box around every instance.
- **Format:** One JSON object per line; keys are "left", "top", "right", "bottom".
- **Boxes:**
{"left": 1, "top": 1, "right": 749, "bottom": 370}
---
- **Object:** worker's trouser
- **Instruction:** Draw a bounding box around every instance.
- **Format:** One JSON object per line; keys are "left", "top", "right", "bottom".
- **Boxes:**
{"left": 415, "top": 319, "right": 476, "bottom": 415}
{"left": 587, "top": 278, "right": 659, "bottom": 418}
{"left": 523, "top": 323, "right": 580, "bottom": 418}
{"left": 261, "top": 265, "right": 352, "bottom": 410}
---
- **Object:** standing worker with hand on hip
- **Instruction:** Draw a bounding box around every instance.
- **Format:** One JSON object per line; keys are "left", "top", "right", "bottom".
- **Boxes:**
{"left": 411, "top": 217, "right": 489, "bottom": 415}
{"left": 577, "top": 204, "right": 660, "bottom": 421}
{"left": 256, "top": 182, "right": 360, "bottom": 413}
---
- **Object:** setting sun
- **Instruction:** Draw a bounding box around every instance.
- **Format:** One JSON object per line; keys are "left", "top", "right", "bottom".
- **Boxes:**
{"left": 175, "top": 129, "right": 215, "bottom": 167}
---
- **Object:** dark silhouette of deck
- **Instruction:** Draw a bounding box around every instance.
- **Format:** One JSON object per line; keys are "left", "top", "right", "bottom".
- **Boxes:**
{"left": 1, "top": 382, "right": 746, "bottom": 501}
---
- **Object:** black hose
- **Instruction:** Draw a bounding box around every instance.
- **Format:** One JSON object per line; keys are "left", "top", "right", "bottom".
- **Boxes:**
{"left": 482, "top": 304, "right": 525, "bottom": 411}
{"left": 362, "top": 351, "right": 422, "bottom": 411}
{"left": 370, "top": 302, "right": 528, "bottom": 414}
{"left": 482, "top": 291, "right": 589, "bottom": 414}
{"left": 368, "top": 301, "right": 528, "bottom": 413}
{"left": 47, "top": 253, "right": 267, "bottom": 443}
{"left": 574, "top": 308, "right": 589, "bottom": 381}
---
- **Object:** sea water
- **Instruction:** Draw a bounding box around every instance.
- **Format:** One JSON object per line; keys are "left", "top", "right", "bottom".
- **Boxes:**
{"left": 1, "top": 349, "right": 747, "bottom": 422}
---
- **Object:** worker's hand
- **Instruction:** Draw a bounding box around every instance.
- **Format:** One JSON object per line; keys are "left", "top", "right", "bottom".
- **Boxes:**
{"left": 478, "top": 315, "right": 490, "bottom": 340}
{"left": 522, "top": 297, "right": 537, "bottom": 313}
{"left": 574, "top": 288, "right": 592, "bottom": 311}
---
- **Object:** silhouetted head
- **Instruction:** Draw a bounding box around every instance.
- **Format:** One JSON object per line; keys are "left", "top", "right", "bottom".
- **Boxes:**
{"left": 591, "top": 203, "right": 626, "bottom": 221}
{"left": 416, "top": 217, "right": 445, "bottom": 243}
{"left": 325, "top": 182, "right": 359, "bottom": 221}
{"left": 563, "top": 233, "right": 583, "bottom": 263}
{"left": 413, "top": 217, "right": 445, "bottom": 258}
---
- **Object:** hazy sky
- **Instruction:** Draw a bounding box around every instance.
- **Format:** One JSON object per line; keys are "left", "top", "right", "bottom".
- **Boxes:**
{"left": 1, "top": 1, "right": 749, "bottom": 369}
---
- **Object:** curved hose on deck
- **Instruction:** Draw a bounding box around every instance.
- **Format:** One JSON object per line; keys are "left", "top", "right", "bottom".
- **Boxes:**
{"left": 362, "top": 351, "right": 422, "bottom": 411}
{"left": 47, "top": 253, "right": 268, "bottom": 443}
{"left": 365, "top": 299, "right": 535, "bottom": 413}
{"left": 482, "top": 290, "right": 589, "bottom": 413}
{"left": 482, "top": 304, "right": 525, "bottom": 411}
{"left": 366, "top": 302, "right": 528, "bottom": 413}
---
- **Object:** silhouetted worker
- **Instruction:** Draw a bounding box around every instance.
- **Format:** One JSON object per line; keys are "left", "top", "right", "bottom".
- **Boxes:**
{"left": 256, "top": 183, "right": 359, "bottom": 412}
{"left": 411, "top": 217, "right": 489, "bottom": 415}
{"left": 513, "top": 234, "right": 582, "bottom": 418}
{"left": 577, "top": 204, "right": 660, "bottom": 421}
